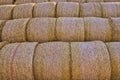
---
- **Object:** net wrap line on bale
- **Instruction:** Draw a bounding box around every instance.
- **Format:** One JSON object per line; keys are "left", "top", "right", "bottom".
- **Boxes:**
{"left": 106, "top": 42, "right": 120, "bottom": 80}
{"left": 2, "top": 18, "right": 30, "bottom": 42}
{"left": 0, "top": 0, "right": 13, "bottom": 5}
{"left": 57, "top": 2, "right": 79, "bottom": 17}
{"left": 34, "top": 2, "right": 56, "bottom": 17}
{"left": 71, "top": 41, "right": 111, "bottom": 80}
{"left": 84, "top": 17, "right": 112, "bottom": 41}
{"left": 34, "top": 42, "right": 70, "bottom": 80}
{"left": 27, "top": 18, "right": 56, "bottom": 42}
{"left": 0, "top": 5, "right": 15, "bottom": 20}
{"left": 0, "top": 42, "right": 38, "bottom": 80}
{"left": 56, "top": 17, "right": 84, "bottom": 41}
{"left": 13, "top": 3, "right": 35, "bottom": 19}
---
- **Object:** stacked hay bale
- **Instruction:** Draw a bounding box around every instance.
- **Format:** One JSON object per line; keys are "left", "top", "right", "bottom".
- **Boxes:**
{"left": 0, "top": 5, "right": 15, "bottom": 20}
{"left": 0, "top": 0, "right": 13, "bottom": 5}
{"left": 13, "top": 3, "right": 35, "bottom": 19}
{"left": 34, "top": 42, "right": 70, "bottom": 80}
{"left": 80, "top": 3, "right": 102, "bottom": 17}
{"left": 110, "top": 18, "right": 120, "bottom": 41}
{"left": 0, "top": 42, "right": 38, "bottom": 80}
{"left": 33, "top": 0, "right": 48, "bottom": 3}
{"left": 101, "top": 2, "right": 118, "bottom": 17}
{"left": 106, "top": 42, "right": 120, "bottom": 80}
{"left": 68, "top": 0, "right": 86, "bottom": 2}
{"left": 56, "top": 17, "right": 84, "bottom": 41}
{"left": 87, "top": 0, "right": 103, "bottom": 2}
{"left": 34, "top": 2, "right": 56, "bottom": 17}
{"left": 2, "top": 18, "right": 29, "bottom": 42}
{"left": 57, "top": 2, "right": 79, "bottom": 17}
{"left": 104, "top": 0, "right": 120, "bottom": 2}
{"left": 50, "top": 0, "right": 67, "bottom": 2}
{"left": 84, "top": 17, "right": 112, "bottom": 41}
{"left": 27, "top": 18, "right": 56, "bottom": 42}
{"left": 0, "top": 20, "right": 6, "bottom": 41}
{"left": 15, "top": 0, "right": 32, "bottom": 4}
{"left": 71, "top": 41, "right": 111, "bottom": 80}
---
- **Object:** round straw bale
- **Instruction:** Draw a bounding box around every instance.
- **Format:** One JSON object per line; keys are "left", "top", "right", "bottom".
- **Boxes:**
{"left": 0, "top": 5, "right": 15, "bottom": 20}
{"left": 68, "top": 0, "right": 85, "bottom": 2}
{"left": 34, "top": 2, "right": 56, "bottom": 17}
{"left": 15, "top": 0, "right": 32, "bottom": 4}
{"left": 71, "top": 41, "right": 111, "bottom": 80}
{"left": 101, "top": 2, "right": 118, "bottom": 17}
{"left": 80, "top": 3, "right": 102, "bottom": 17}
{"left": 87, "top": 0, "right": 103, "bottom": 2}
{"left": 84, "top": 17, "right": 111, "bottom": 41}
{"left": 13, "top": 3, "right": 35, "bottom": 19}
{"left": 57, "top": 2, "right": 79, "bottom": 17}
{"left": 106, "top": 42, "right": 120, "bottom": 80}
{"left": 0, "top": 0, "right": 13, "bottom": 5}
{"left": 33, "top": 0, "right": 48, "bottom": 2}
{"left": 56, "top": 17, "right": 84, "bottom": 41}
{"left": 0, "top": 20, "right": 6, "bottom": 41}
{"left": 2, "top": 18, "right": 30, "bottom": 42}
{"left": 27, "top": 18, "right": 56, "bottom": 42}
{"left": 34, "top": 42, "right": 70, "bottom": 80}
{"left": 50, "top": 0, "right": 67, "bottom": 2}
{"left": 110, "top": 18, "right": 120, "bottom": 41}
{"left": 0, "top": 43, "right": 20, "bottom": 80}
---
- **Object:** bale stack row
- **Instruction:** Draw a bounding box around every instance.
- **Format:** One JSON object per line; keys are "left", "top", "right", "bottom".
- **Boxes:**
{"left": 0, "top": 41, "right": 120, "bottom": 79}
{"left": 1, "top": 2, "right": 120, "bottom": 20}
{"left": 0, "top": 17, "right": 120, "bottom": 42}
{"left": 0, "top": 0, "right": 119, "bottom": 5}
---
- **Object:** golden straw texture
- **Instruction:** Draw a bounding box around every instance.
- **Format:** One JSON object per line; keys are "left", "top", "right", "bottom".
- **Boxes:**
{"left": 106, "top": 42, "right": 120, "bottom": 80}
{"left": 0, "top": 5, "right": 15, "bottom": 20}
{"left": 84, "top": 17, "right": 111, "bottom": 41}
{"left": 104, "top": 0, "right": 120, "bottom": 2}
{"left": 57, "top": 2, "right": 79, "bottom": 17}
{"left": 68, "top": 0, "right": 85, "bottom": 2}
{"left": 50, "top": 0, "right": 67, "bottom": 2}
{"left": 13, "top": 3, "right": 35, "bottom": 19}
{"left": 56, "top": 17, "right": 84, "bottom": 41}
{"left": 71, "top": 41, "right": 111, "bottom": 80}
{"left": 0, "top": 20, "right": 6, "bottom": 41}
{"left": 111, "top": 18, "right": 120, "bottom": 41}
{"left": 15, "top": 0, "right": 32, "bottom": 4}
{"left": 0, "top": 0, "right": 13, "bottom": 5}
{"left": 27, "top": 18, "right": 56, "bottom": 42}
{"left": 34, "top": 2, "right": 56, "bottom": 17}
{"left": 33, "top": 0, "right": 48, "bottom": 2}
{"left": 0, "top": 41, "right": 8, "bottom": 49}
{"left": 80, "top": 3, "right": 102, "bottom": 17}
{"left": 2, "top": 18, "right": 29, "bottom": 42}
{"left": 34, "top": 42, "right": 70, "bottom": 80}
{"left": 101, "top": 2, "right": 118, "bottom": 17}
{"left": 87, "top": 0, "right": 103, "bottom": 2}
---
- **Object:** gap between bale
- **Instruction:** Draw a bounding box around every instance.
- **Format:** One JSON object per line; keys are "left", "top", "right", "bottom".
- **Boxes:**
{"left": 33, "top": 2, "right": 56, "bottom": 17}
{"left": 56, "top": 17, "right": 84, "bottom": 41}
{"left": 57, "top": 2, "right": 79, "bottom": 17}
{"left": 106, "top": 42, "right": 120, "bottom": 80}
{"left": 34, "top": 42, "right": 70, "bottom": 80}
{"left": 71, "top": 41, "right": 111, "bottom": 80}
{"left": 27, "top": 18, "right": 56, "bottom": 42}
{"left": 13, "top": 3, "right": 35, "bottom": 19}
{"left": 2, "top": 18, "right": 30, "bottom": 42}
{"left": 0, "top": 5, "right": 15, "bottom": 20}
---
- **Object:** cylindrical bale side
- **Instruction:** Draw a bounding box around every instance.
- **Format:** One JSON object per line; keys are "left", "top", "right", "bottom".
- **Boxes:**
{"left": 80, "top": 3, "right": 102, "bottom": 17}
{"left": 106, "top": 42, "right": 120, "bottom": 80}
{"left": 15, "top": 0, "right": 32, "bottom": 4}
{"left": 2, "top": 18, "right": 29, "bottom": 42}
{"left": 34, "top": 42, "right": 70, "bottom": 80}
{"left": 0, "top": 0, "right": 13, "bottom": 5}
{"left": 101, "top": 2, "right": 118, "bottom": 17}
{"left": 71, "top": 41, "right": 111, "bottom": 80}
{"left": 50, "top": 0, "right": 67, "bottom": 2}
{"left": 0, "top": 20, "right": 6, "bottom": 41}
{"left": 57, "top": 2, "right": 79, "bottom": 17}
{"left": 68, "top": 0, "right": 85, "bottom": 2}
{"left": 84, "top": 17, "right": 111, "bottom": 41}
{"left": 33, "top": 0, "right": 48, "bottom": 3}
{"left": 110, "top": 18, "right": 120, "bottom": 41}
{"left": 33, "top": 2, "right": 56, "bottom": 17}
{"left": 56, "top": 17, "right": 84, "bottom": 41}
{"left": 27, "top": 18, "right": 56, "bottom": 42}
{"left": 0, "top": 5, "right": 15, "bottom": 20}
{"left": 13, "top": 3, "right": 35, "bottom": 19}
